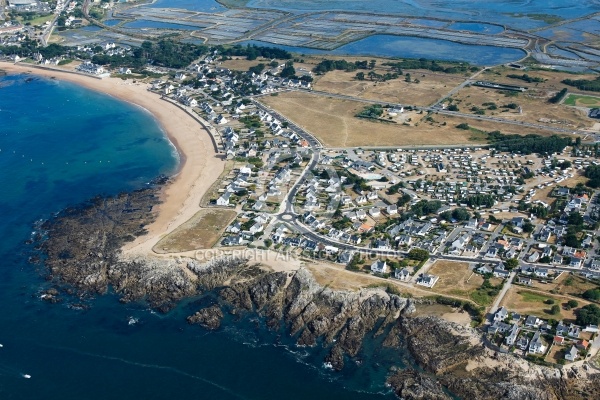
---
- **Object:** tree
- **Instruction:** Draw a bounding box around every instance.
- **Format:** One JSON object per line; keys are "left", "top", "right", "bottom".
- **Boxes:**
{"left": 582, "top": 288, "right": 600, "bottom": 301}
{"left": 451, "top": 207, "right": 471, "bottom": 222}
{"left": 505, "top": 258, "right": 519, "bottom": 270}
{"left": 567, "top": 300, "right": 579, "bottom": 308}
{"left": 355, "top": 72, "right": 365, "bottom": 81}
{"left": 576, "top": 304, "right": 600, "bottom": 326}
{"left": 405, "top": 73, "right": 411, "bottom": 82}
{"left": 447, "top": 104, "right": 459, "bottom": 112}
{"left": 522, "top": 221, "right": 535, "bottom": 233}
{"left": 550, "top": 305, "right": 560, "bottom": 315}
{"left": 408, "top": 248, "right": 429, "bottom": 261}
{"left": 280, "top": 61, "right": 295, "bottom": 78}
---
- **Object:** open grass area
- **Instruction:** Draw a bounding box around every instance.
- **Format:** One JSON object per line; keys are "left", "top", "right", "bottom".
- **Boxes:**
{"left": 500, "top": 287, "right": 584, "bottom": 321}
{"left": 449, "top": 85, "right": 590, "bottom": 130}
{"left": 564, "top": 94, "right": 600, "bottom": 107}
{"left": 260, "top": 91, "right": 551, "bottom": 147}
{"left": 313, "top": 68, "right": 465, "bottom": 107}
{"left": 153, "top": 209, "right": 237, "bottom": 253}
{"left": 427, "top": 261, "right": 480, "bottom": 294}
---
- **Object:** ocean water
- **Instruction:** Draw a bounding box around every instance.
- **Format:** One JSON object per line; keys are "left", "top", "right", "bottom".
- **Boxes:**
{"left": 0, "top": 74, "right": 397, "bottom": 399}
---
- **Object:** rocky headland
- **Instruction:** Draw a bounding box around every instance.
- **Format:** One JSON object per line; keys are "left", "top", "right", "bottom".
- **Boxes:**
{"left": 34, "top": 190, "right": 600, "bottom": 399}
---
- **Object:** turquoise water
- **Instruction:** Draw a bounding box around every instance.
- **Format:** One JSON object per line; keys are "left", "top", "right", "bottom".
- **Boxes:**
{"left": 241, "top": 35, "right": 526, "bottom": 65}
{"left": 446, "top": 22, "right": 504, "bottom": 35}
{"left": 0, "top": 74, "right": 396, "bottom": 399}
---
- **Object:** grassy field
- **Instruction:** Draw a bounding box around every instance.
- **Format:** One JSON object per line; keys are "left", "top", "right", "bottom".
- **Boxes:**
{"left": 313, "top": 68, "right": 465, "bottom": 107}
{"left": 564, "top": 94, "right": 600, "bottom": 107}
{"left": 500, "top": 287, "right": 586, "bottom": 321}
{"left": 449, "top": 85, "right": 590, "bottom": 129}
{"left": 153, "top": 209, "right": 237, "bottom": 253}
{"left": 423, "top": 260, "right": 503, "bottom": 306}
{"left": 260, "top": 92, "right": 552, "bottom": 147}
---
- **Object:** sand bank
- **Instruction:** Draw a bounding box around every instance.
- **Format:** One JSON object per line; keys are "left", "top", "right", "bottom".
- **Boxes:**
{"left": 0, "top": 62, "right": 224, "bottom": 255}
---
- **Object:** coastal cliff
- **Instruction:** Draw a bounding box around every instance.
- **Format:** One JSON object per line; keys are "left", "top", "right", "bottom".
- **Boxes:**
{"left": 35, "top": 190, "right": 600, "bottom": 400}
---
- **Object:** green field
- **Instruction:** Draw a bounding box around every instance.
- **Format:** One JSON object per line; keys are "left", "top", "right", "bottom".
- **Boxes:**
{"left": 564, "top": 94, "right": 600, "bottom": 107}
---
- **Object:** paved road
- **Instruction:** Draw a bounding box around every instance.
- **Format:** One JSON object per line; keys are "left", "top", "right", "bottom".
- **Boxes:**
{"left": 490, "top": 270, "right": 516, "bottom": 313}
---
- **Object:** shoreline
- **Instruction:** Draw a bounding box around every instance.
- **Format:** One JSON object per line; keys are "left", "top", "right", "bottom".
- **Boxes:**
{"left": 0, "top": 61, "right": 225, "bottom": 256}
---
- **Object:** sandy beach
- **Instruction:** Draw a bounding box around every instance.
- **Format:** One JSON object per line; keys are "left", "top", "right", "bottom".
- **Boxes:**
{"left": 0, "top": 62, "right": 224, "bottom": 255}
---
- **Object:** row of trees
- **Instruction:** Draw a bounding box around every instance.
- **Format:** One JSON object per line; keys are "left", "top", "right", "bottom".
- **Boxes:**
{"left": 562, "top": 76, "right": 600, "bottom": 92}
{"left": 312, "top": 59, "right": 374, "bottom": 73}
{"left": 486, "top": 131, "right": 571, "bottom": 155}
{"left": 382, "top": 58, "right": 478, "bottom": 74}
{"left": 218, "top": 44, "right": 292, "bottom": 61}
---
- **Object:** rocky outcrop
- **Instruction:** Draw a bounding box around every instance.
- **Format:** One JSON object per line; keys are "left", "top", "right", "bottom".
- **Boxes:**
{"left": 187, "top": 305, "right": 224, "bottom": 330}
{"left": 36, "top": 189, "right": 600, "bottom": 400}
{"left": 395, "top": 316, "right": 600, "bottom": 400}
{"left": 387, "top": 369, "right": 451, "bottom": 400}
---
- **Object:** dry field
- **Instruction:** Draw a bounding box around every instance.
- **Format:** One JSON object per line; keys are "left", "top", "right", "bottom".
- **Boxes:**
{"left": 305, "top": 262, "right": 426, "bottom": 297}
{"left": 153, "top": 208, "right": 237, "bottom": 253}
{"left": 426, "top": 261, "right": 482, "bottom": 298}
{"left": 260, "top": 92, "right": 553, "bottom": 147}
{"left": 500, "top": 287, "right": 588, "bottom": 321}
{"left": 450, "top": 85, "right": 591, "bottom": 130}
{"left": 313, "top": 69, "right": 465, "bottom": 106}
{"left": 480, "top": 67, "right": 598, "bottom": 93}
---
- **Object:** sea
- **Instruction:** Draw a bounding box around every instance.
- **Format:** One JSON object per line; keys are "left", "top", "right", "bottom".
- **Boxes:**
{"left": 0, "top": 74, "right": 399, "bottom": 399}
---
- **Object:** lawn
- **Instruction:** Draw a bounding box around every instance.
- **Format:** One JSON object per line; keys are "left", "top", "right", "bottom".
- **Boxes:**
{"left": 153, "top": 209, "right": 237, "bottom": 253}
{"left": 564, "top": 94, "right": 600, "bottom": 107}
{"left": 500, "top": 287, "right": 584, "bottom": 321}
{"left": 424, "top": 260, "right": 504, "bottom": 306}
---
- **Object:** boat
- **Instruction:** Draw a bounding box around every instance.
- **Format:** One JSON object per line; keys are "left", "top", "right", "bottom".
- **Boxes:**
{"left": 22, "top": 374, "right": 31, "bottom": 379}
{"left": 128, "top": 317, "right": 139, "bottom": 326}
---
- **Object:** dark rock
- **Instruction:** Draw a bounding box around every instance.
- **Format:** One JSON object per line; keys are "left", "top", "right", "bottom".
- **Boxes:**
{"left": 187, "top": 305, "right": 224, "bottom": 330}
{"left": 387, "top": 369, "right": 451, "bottom": 400}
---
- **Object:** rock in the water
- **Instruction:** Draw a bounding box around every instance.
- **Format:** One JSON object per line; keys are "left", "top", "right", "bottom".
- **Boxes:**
{"left": 187, "top": 305, "right": 224, "bottom": 330}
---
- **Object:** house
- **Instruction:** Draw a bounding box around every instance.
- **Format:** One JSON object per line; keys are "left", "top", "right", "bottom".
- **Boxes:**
{"left": 249, "top": 222, "right": 263, "bottom": 234}
{"left": 505, "top": 323, "right": 519, "bottom": 346}
{"left": 118, "top": 67, "right": 131, "bottom": 74}
{"left": 568, "top": 324, "right": 582, "bottom": 338}
{"left": 227, "top": 221, "right": 242, "bottom": 233}
{"left": 222, "top": 235, "right": 243, "bottom": 246}
{"left": 216, "top": 192, "right": 231, "bottom": 206}
{"left": 416, "top": 274, "right": 439, "bottom": 288}
{"left": 493, "top": 266, "right": 510, "bottom": 279}
{"left": 528, "top": 252, "right": 540, "bottom": 263}
{"left": 565, "top": 346, "right": 579, "bottom": 362}
{"left": 556, "top": 322, "right": 569, "bottom": 337}
{"left": 534, "top": 267, "right": 549, "bottom": 278}
{"left": 397, "top": 235, "right": 413, "bottom": 247}
{"left": 494, "top": 306, "right": 508, "bottom": 322}
{"left": 253, "top": 201, "right": 265, "bottom": 211}
{"left": 528, "top": 332, "right": 545, "bottom": 354}
{"left": 395, "top": 268, "right": 411, "bottom": 281}
{"left": 518, "top": 276, "right": 532, "bottom": 286}
{"left": 553, "top": 336, "right": 565, "bottom": 345}
{"left": 374, "top": 238, "right": 391, "bottom": 250}
{"left": 477, "top": 265, "right": 493, "bottom": 275}
{"left": 525, "top": 315, "right": 542, "bottom": 328}
{"left": 516, "top": 336, "right": 529, "bottom": 350}
{"left": 387, "top": 204, "right": 398, "bottom": 215}
{"left": 369, "top": 207, "right": 381, "bottom": 218}
{"left": 371, "top": 260, "right": 389, "bottom": 274}
{"left": 338, "top": 251, "right": 354, "bottom": 265}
